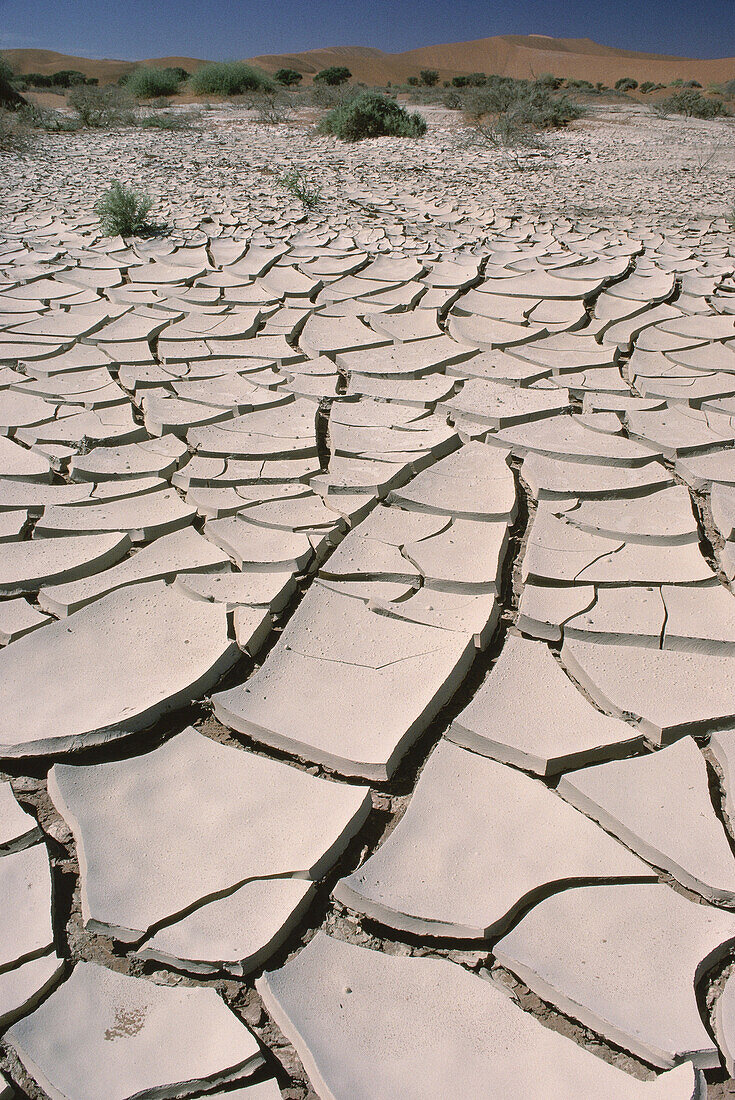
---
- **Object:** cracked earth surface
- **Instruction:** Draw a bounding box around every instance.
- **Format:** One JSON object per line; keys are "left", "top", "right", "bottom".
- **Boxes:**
{"left": 0, "top": 100, "right": 735, "bottom": 1098}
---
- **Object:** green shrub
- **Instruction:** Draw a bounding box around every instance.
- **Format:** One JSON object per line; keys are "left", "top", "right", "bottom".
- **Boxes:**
{"left": 188, "top": 62, "right": 273, "bottom": 96}
{"left": 126, "top": 67, "right": 183, "bottom": 99}
{"left": 51, "top": 69, "right": 87, "bottom": 88}
{"left": 274, "top": 68, "right": 302, "bottom": 86}
{"left": 139, "top": 110, "right": 194, "bottom": 130}
{"left": 314, "top": 66, "right": 351, "bottom": 86}
{"left": 68, "top": 84, "right": 134, "bottom": 127}
{"left": 464, "top": 82, "right": 582, "bottom": 129}
{"left": 21, "top": 104, "right": 81, "bottom": 132}
{"left": 309, "top": 82, "right": 358, "bottom": 109}
{"left": 659, "top": 90, "right": 728, "bottom": 118}
{"left": 0, "top": 58, "right": 12, "bottom": 82}
{"left": 640, "top": 81, "right": 656, "bottom": 93}
{"left": 318, "top": 91, "right": 427, "bottom": 141}
{"left": 407, "top": 76, "right": 420, "bottom": 86}
{"left": 278, "top": 170, "right": 322, "bottom": 209}
{"left": 420, "top": 69, "right": 439, "bottom": 87}
{"left": 94, "top": 181, "right": 154, "bottom": 236}
{"left": 615, "top": 77, "right": 638, "bottom": 92}
{"left": 535, "top": 73, "right": 563, "bottom": 90}
{"left": 0, "top": 107, "right": 32, "bottom": 151}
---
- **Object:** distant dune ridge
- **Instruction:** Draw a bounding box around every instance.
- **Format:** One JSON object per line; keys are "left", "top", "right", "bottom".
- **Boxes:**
{"left": 3, "top": 34, "right": 735, "bottom": 86}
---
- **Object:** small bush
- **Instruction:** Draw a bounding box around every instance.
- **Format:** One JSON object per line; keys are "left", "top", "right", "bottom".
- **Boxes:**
{"left": 278, "top": 170, "right": 322, "bottom": 209}
{"left": 420, "top": 69, "right": 439, "bottom": 87}
{"left": 246, "top": 90, "right": 292, "bottom": 123}
{"left": 0, "top": 107, "right": 32, "bottom": 151}
{"left": 464, "top": 83, "right": 582, "bottom": 129}
{"left": 188, "top": 62, "right": 273, "bottom": 96}
{"left": 139, "top": 111, "right": 194, "bottom": 130}
{"left": 314, "top": 66, "right": 351, "bottom": 86}
{"left": 640, "top": 81, "right": 656, "bottom": 94}
{"left": 126, "top": 67, "right": 183, "bottom": 99}
{"left": 21, "top": 104, "right": 81, "bottom": 132}
{"left": 274, "top": 68, "right": 302, "bottom": 86}
{"left": 535, "top": 73, "right": 563, "bottom": 90}
{"left": 68, "top": 85, "right": 134, "bottom": 127}
{"left": 318, "top": 90, "right": 427, "bottom": 141}
{"left": 94, "top": 181, "right": 154, "bottom": 236}
{"left": 615, "top": 77, "right": 638, "bottom": 92}
{"left": 309, "top": 82, "right": 359, "bottom": 109}
{"left": 659, "top": 90, "right": 728, "bottom": 118}
{"left": 51, "top": 69, "right": 87, "bottom": 88}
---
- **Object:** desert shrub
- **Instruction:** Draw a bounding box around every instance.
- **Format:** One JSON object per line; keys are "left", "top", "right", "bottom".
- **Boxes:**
{"left": 407, "top": 76, "right": 420, "bottom": 86}
{"left": 275, "top": 68, "right": 302, "bottom": 86}
{"left": 684, "top": 80, "right": 702, "bottom": 88}
{"left": 246, "top": 90, "right": 292, "bottom": 123}
{"left": 51, "top": 69, "right": 87, "bottom": 87}
{"left": 566, "top": 78, "right": 595, "bottom": 92}
{"left": 470, "top": 113, "right": 545, "bottom": 168}
{"left": 68, "top": 85, "right": 134, "bottom": 127}
{"left": 0, "top": 107, "right": 32, "bottom": 151}
{"left": 640, "top": 81, "right": 656, "bottom": 93}
{"left": 20, "top": 71, "right": 52, "bottom": 88}
{"left": 534, "top": 73, "right": 563, "bottom": 90}
{"left": 615, "top": 77, "right": 638, "bottom": 92}
{"left": 318, "top": 90, "right": 427, "bottom": 141}
{"left": 0, "top": 58, "right": 12, "bottom": 82}
{"left": 21, "top": 104, "right": 81, "bottom": 132}
{"left": 126, "top": 67, "right": 183, "bottom": 99}
{"left": 465, "top": 82, "right": 582, "bottom": 129}
{"left": 723, "top": 79, "right": 735, "bottom": 99}
{"left": 278, "top": 170, "right": 322, "bottom": 209}
{"left": 188, "top": 61, "right": 273, "bottom": 96}
{"left": 309, "top": 81, "right": 359, "bottom": 108}
{"left": 313, "top": 66, "right": 351, "bottom": 86}
{"left": 659, "top": 90, "right": 728, "bottom": 118}
{"left": 94, "top": 181, "right": 153, "bottom": 236}
{"left": 139, "top": 110, "right": 194, "bottom": 130}
{"left": 420, "top": 69, "right": 439, "bottom": 87}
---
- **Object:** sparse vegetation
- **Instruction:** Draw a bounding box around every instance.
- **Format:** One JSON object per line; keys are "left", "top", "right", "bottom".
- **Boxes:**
{"left": 139, "top": 110, "right": 195, "bottom": 130}
{"left": 534, "top": 73, "right": 564, "bottom": 90}
{"left": 188, "top": 62, "right": 273, "bottom": 96}
{"left": 469, "top": 113, "right": 545, "bottom": 169}
{"left": 464, "top": 81, "right": 583, "bottom": 130}
{"left": 318, "top": 90, "right": 427, "bottom": 141}
{"left": 659, "top": 89, "right": 728, "bottom": 118}
{"left": 274, "top": 68, "right": 303, "bottom": 87}
{"left": 77, "top": 85, "right": 133, "bottom": 124}
{"left": 68, "top": 85, "right": 134, "bottom": 127}
{"left": 125, "top": 67, "right": 185, "bottom": 99}
{"left": 21, "top": 103, "right": 81, "bottom": 132}
{"left": 94, "top": 181, "right": 154, "bottom": 237}
{"left": 420, "top": 69, "right": 439, "bottom": 87}
{"left": 278, "top": 169, "right": 322, "bottom": 209}
{"left": 247, "top": 90, "right": 292, "bottom": 124}
{"left": 314, "top": 66, "right": 352, "bottom": 86}
{"left": 615, "top": 77, "right": 639, "bottom": 92}
{"left": 0, "top": 107, "right": 32, "bottom": 152}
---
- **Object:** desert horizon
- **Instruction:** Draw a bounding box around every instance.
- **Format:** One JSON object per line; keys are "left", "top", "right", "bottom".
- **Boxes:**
{"left": 3, "top": 31, "right": 735, "bottom": 88}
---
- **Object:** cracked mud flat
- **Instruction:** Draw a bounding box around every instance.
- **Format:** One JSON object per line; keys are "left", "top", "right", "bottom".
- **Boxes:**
{"left": 0, "top": 97, "right": 735, "bottom": 1098}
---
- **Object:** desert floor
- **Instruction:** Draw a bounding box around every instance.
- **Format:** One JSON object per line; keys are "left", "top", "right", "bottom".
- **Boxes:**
{"left": 0, "top": 99, "right": 735, "bottom": 1099}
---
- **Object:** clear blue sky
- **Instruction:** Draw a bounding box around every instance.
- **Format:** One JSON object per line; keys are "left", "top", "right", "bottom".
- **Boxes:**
{"left": 1, "top": 0, "right": 733, "bottom": 61}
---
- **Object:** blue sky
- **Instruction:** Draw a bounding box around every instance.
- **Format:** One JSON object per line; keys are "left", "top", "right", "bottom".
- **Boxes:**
{"left": 1, "top": 0, "right": 733, "bottom": 60}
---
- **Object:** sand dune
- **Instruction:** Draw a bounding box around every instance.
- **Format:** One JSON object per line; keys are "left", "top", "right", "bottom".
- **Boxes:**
{"left": 3, "top": 34, "right": 734, "bottom": 87}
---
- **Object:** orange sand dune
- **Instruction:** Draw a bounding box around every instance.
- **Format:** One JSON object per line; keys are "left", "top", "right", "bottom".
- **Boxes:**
{"left": 3, "top": 35, "right": 734, "bottom": 87}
